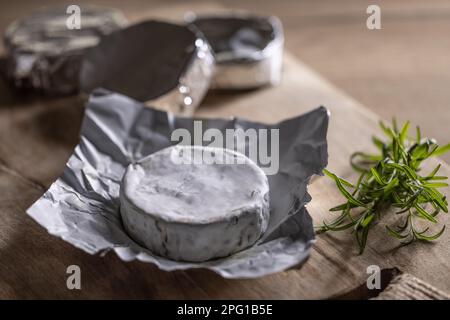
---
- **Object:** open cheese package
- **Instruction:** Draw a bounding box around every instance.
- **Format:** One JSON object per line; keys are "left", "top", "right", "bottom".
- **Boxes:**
{"left": 27, "top": 89, "right": 329, "bottom": 278}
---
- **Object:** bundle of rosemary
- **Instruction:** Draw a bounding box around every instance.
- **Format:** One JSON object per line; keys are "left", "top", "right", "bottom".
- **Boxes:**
{"left": 318, "top": 120, "right": 450, "bottom": 253}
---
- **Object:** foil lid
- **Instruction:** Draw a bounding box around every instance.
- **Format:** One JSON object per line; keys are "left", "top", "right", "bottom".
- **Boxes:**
{"left": 27, "top": 90, "right": 329, "bottom": 278}
{"left": 3, "top": 6, "right": 127, "bottom": 95}
{"left": 80, "top": 21, "right": 215, "bottom": 116}
{"left": 187, "top": 12, "right": 284, "bottom": 89}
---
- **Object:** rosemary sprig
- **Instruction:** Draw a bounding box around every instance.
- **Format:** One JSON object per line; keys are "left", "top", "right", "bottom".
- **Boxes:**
{"left": 318, "top": 120, "right": 450, "bottom": 254}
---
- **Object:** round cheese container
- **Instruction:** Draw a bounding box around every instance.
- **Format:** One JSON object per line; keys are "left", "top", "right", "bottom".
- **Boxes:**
{"left": 3, "top": 6, "right": 127, "bottom": 95}
{"left": 187, "top": 12, "right": 284, "bottom": 90}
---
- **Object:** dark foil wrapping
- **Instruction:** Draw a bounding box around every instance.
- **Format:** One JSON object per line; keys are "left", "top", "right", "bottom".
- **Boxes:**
{"left": 80, "top": 20, "right": 215, "bottom": 116}
{"left": 3, "top": 6, "right": 127, "bottom": 95}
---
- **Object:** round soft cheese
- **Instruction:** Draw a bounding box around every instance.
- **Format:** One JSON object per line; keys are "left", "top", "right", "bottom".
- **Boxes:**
{"left": 120, "top": 145, "right": 270, "bottom": 262}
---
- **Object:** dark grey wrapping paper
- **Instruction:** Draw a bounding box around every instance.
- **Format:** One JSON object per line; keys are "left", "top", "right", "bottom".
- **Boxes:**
{"left": 3, "top": 6, "right": 127, "bottom": 95}
{"left": 27, "top": 89, "right": 328, "bottom": 278}
{"left": 80, "top": 21, "right": 215, "bottom": 116}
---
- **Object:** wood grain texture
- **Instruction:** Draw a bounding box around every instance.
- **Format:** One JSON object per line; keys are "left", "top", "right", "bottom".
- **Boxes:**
{"left": 0, "top": 1, "right": 449, "bottom": 299}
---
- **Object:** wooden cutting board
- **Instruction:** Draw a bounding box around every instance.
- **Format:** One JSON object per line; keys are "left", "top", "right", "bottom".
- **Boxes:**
{"left": 0, "top": 3, "right": 448, "bottom": 299}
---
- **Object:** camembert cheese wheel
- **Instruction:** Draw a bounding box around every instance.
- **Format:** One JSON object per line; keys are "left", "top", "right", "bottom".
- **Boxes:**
{"left": 120, "top": 145, "right": 270, "bottom": 262}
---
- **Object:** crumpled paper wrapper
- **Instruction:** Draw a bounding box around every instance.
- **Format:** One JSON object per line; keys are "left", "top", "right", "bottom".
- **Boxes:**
{"left": 27, "top": 89, "right": 328, "bottom": 278}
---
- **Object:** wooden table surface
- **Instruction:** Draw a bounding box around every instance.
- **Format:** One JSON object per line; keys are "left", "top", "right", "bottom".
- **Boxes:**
{"left": 0, "top": 2, "right": 449, "bottom": 299}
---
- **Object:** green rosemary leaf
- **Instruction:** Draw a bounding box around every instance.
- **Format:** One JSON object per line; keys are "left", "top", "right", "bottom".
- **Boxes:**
{"left": 318, "top": 120, "right": 450, "bottom": 254}
{"left": 415, "top": 226, "right": 430, "bottom": 235}
{"left": 402, "top": 165, "right": 418, "bottom": 180}
{"left": 392, "top": 118, "right": 399, "bottom": 133}
{"left": 323, "top": 169, "right": 365, "bottom": 207}
{"left": 416, "top": 126, "right": 421, "bottom": 143}
{"left": 386, "top": 225, "right": 409, "bottom": 239}
{"left": 323, "top": 169, "right": 354, "bottom": 188}
{"left": 400, "top": 121, "right": 410, "bottom": 143}
{"left": 423, "top": 176, "right": 447, "bottom": 181}
{"left": 319, "top": 210, "right": 357, "bottom": 232}
{"left": 359, "top": 226, "right": 370, "bottom": 254}
{"left": 396, "top": 218, "right": 410, "bottom": 232}
{"left": 352, "top": 172, "right": 366, "bottom": 196}
{"left": 414, "top": 225, "right": 446, "bottom": 241}
{"left": 321, "top": 212, "right": 348, "bottom": 228}
{"left": 431, "top": 143, "right": 450, "bottom": 157}
{"left": 424, "top": 164, "right": 441, "bottom": 179}
{"left": 372, "top": 136, "right": 385, "bottom": 150}
{"left": 323, "top": 220, "right": 358, "bottom": 232}
{"left": 425, "top": 188, "right": 448, "bottom": 212}
{"left": 395, "top": 205, "right": 411, "bottom": 215}
{"left": 384, "top": 163, "right": 401, "bottom": 170}
{"left": 379, "top": 121, "right": 395, "bottom": 138}
{"left": 361, "top": 212, "right": 375, "bottom": 228}
{"left": 392, "top": 191, "right": 403, "bottom": 204}
{"left": 370, "top": 167, "right": 385, "bottom": 185}
{"left": 351, "top": 156, "right": 383, "bottom": 174}
{"left": 384, "top": 177, "right": 399, "bottom": 195}
{"left": 414, "top": 204, "right": 437, "bottom": 223}
{"left": 329, "top": 203, "right": 351, "bottom": 211}
{"left": 400, "top": 237, "right": 415, "bottom": 245}
{"left": 423, "top": 182, "right": 449, "bottom": 188}
{"left": 411, "top": 143, "right": 429, "bottom": 160}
